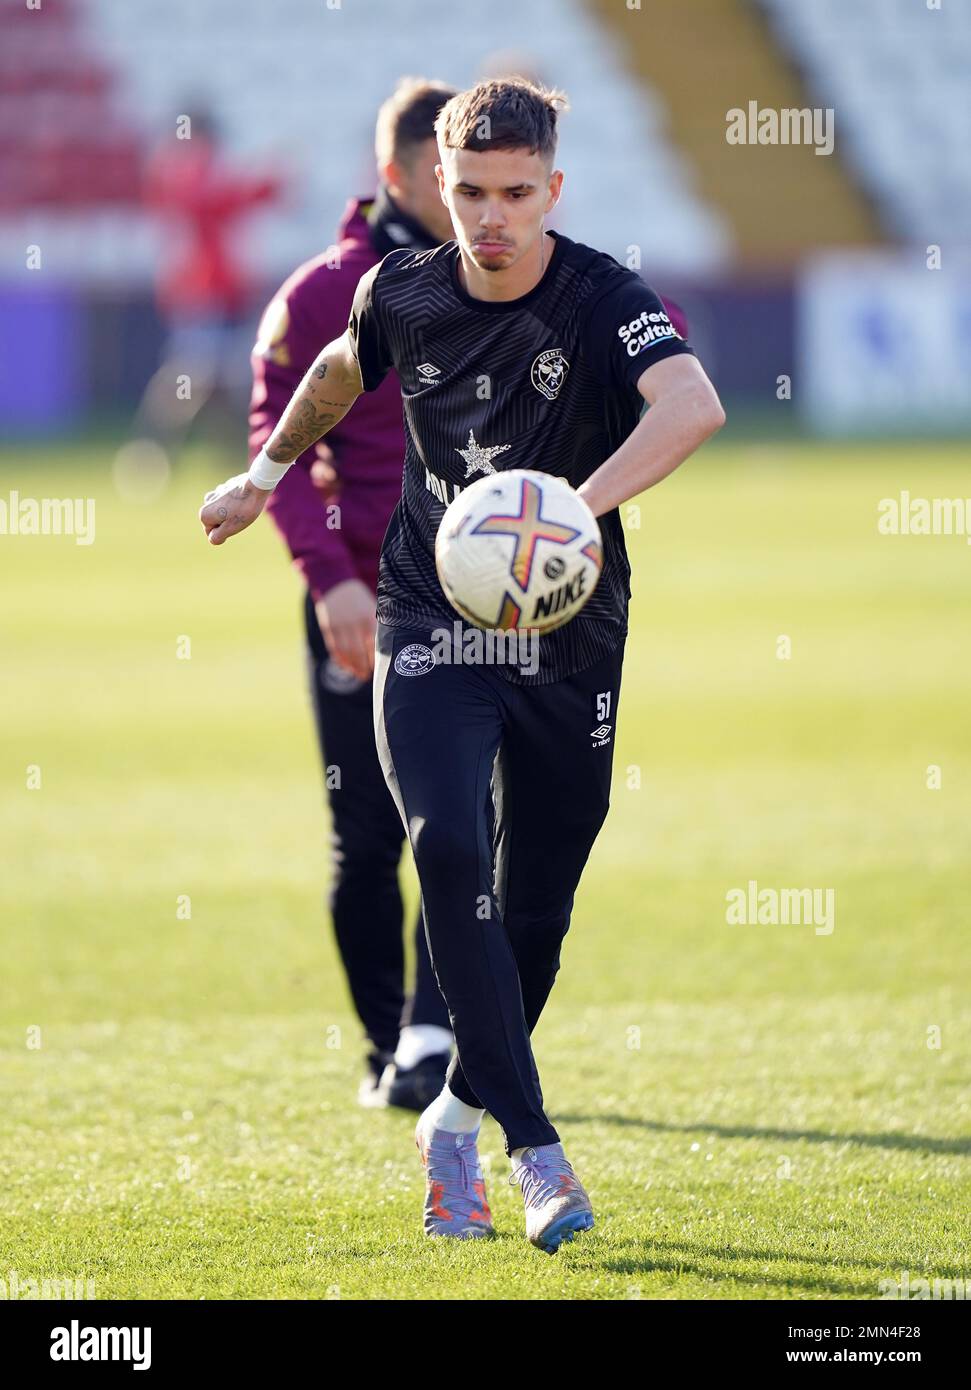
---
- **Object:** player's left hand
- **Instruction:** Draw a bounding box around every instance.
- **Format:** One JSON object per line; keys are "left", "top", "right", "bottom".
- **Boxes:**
{"left": 314, "top": 579, "right": 376, "bottom": 681}
{"left": 310, "top": 442, "right": 341, "bottom": 504}
{"left": 199, "top": 474, "right": 269, "bottom": 545}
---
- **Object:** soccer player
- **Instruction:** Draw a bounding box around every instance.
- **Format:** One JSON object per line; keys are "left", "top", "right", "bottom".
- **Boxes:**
{"left": 248, "top": 78, "right": 458, "bottom": 1110}
{"left": 200, "top": 79, "right": 725, "bottom": 1252}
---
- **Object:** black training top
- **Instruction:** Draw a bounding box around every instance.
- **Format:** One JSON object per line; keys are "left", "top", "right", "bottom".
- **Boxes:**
{"left": 348, "top": 229, "right": 694, "bottom": 685}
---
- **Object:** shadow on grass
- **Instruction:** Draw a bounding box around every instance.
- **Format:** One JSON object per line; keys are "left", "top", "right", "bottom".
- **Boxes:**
{"left": 665, "top": 1239, "right": 967, "bottom": 1279}
{"left": 570, "top": 1235, "right": 945, "bottom": 1297}
{"left": 552, "top": 1114, "right": 971, "bottom": 1157}
{"left": 591, "top": 1246, "right": 875, "bottom": 1298}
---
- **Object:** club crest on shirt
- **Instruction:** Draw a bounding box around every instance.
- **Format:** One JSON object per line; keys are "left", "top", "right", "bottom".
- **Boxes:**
{"left": 530, "top": 348, "right": 569, "bottom": 401}
{"left": 394, "top": 643, "right": 437, "bottom": 677}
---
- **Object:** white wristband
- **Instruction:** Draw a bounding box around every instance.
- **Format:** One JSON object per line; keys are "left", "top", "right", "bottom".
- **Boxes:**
{"left": 248, "top": 447, "right": 291, "bottom": 491}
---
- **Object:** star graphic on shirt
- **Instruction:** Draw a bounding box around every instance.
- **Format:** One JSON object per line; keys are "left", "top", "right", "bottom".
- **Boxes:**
{"left": 455, "top": 429, "right": 512, "bottom": 478}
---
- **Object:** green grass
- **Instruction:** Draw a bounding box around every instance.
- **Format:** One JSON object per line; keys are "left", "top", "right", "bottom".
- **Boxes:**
{"left": 1, "top": 438, "right": 969, "bottom": 1299}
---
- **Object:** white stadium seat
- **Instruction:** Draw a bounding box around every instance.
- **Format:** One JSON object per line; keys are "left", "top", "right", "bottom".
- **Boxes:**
{"left": 758, "top": 0, "right": 970, "bottom": 246}
{"left": 23, "top": 0, "right": 730, "bottom": 284}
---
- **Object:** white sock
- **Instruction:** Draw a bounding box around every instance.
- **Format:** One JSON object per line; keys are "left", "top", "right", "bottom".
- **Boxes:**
{"left": 418, "top": 1085, "right": 485, "bottom": 1137}
{"left": 394, "top": 1023, "right": 453, "bottom": 1071}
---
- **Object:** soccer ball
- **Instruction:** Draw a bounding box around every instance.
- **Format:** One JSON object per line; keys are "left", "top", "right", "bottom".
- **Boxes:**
{"left": 434, "top": 469, "right": 603, "bottom": 632}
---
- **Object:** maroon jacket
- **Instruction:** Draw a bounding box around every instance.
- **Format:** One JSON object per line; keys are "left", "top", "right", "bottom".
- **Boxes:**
{"left": 249, "top": 195, "right": 410, "bottom": 598}
{"left": 249, "top": 195, "right": 689, "bottom": 601}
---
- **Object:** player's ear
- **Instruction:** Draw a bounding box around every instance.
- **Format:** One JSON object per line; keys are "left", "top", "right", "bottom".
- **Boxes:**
{"left": 379, "top": 158, "right": 401, "bottom": 196}
{"left": 435, "top": 163, "right": 448, "bottom": 203}
{"left": 546, "top": 168, "right": 564, "bottom": 213}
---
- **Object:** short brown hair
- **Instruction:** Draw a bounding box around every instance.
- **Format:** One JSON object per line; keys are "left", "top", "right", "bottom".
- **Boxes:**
{"left": 375, "top": 77, "right": 457, "bottom": 169}
{"left": 435, "top": 78, "right": 569, "bottom": 163}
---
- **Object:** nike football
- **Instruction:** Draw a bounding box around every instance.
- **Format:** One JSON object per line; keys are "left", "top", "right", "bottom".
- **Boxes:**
{"left": 434, "top": 469, "right": 603, "bottom": 633}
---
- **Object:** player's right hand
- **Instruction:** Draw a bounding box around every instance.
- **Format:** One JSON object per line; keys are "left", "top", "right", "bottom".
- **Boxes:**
{"left": 315, "top": 579, "right": 377, "bottom": 681}
{"left": 199, "top": 474, "right": 269, "bottom": 545}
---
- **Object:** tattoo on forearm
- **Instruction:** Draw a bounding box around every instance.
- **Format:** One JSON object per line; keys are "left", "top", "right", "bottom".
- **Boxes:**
{"left": 266, "top": 340, "right": 361, "bottom": 462}
{"left": 269, "top": 398, "right": 341, "bottom": 459}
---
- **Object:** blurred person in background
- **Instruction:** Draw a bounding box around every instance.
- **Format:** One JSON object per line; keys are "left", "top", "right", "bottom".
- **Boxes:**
{"left": 124, "top": 108, "right": 282, "bottom": 468}
{"left": 248, "top": 78, "right": 458, "bottom": 1111}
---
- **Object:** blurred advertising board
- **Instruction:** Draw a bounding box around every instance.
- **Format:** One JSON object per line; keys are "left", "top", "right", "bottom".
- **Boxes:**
{"left": 797, "top": 252, "right": 971, "bottom": 435}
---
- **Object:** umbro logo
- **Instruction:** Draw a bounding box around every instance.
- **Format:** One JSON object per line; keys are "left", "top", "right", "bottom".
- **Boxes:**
{"left": 590, "top": 723, "right": 612, "bottom": 746}
{"left": 417, "top": 362, "right": 442, "bottom": 386}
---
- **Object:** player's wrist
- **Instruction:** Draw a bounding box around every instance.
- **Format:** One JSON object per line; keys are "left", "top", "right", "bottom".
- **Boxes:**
{"left": 574, "top": 480, "right": 603, "bottom": 518}
{"left": 247, "top": 446, "right": 291, "bottom": 492}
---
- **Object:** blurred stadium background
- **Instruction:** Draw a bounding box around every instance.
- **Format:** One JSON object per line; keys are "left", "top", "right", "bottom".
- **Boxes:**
{"left": 2, "top": 0, "right": 970, "bottom": 440}
{"left": 2, "top": 0, "right": 969, "bottom": 1300}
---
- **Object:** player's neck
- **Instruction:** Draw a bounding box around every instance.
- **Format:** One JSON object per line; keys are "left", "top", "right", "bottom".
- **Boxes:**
{"left": 456, "top": 230, "right": 555, "bottom": 304}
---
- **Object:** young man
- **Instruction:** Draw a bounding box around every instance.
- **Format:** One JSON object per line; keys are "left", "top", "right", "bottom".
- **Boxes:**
{"left": 248, "top": 78, "right": 457, "bottom": 1112}
{"left": 200, "top": 79, "right": 724, "bottom": 1253}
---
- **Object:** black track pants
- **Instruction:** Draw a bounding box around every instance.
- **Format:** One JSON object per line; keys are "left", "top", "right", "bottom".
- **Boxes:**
{"left": 305, "top": 593, "right": 449, "bottom": 1055}
{"left": 374, "top": 621, "right": 623, "bottom": 1152}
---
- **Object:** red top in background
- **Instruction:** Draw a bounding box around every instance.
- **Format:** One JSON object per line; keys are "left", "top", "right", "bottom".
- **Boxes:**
{"left": 144, "top": 134, "right": 281, "bottom": 318}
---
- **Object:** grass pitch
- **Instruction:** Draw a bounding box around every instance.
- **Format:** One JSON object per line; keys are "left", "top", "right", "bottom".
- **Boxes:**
{"left": 1, "top": 438, "right": 969, "bottom": 1299}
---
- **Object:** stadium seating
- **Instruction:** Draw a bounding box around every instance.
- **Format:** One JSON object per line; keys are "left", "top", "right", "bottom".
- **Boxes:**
{"left": 588, "top": 0, "right": 882, "bottom": 259}
{"left": 3, "top": 0, "right": 966, "bottom": 285}
{"left": 0, "top": 0, "right": 141, "bottom": 214}
{"left": 0, "top": 0, "right": 730, "bottom": 285}
{"left": 759, "top": 0, "right": 971, "bottom": 245}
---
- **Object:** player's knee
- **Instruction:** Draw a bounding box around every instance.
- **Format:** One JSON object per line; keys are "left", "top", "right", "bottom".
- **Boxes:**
{"left": 509, "top": 910, "right": 570, "bottom": 956}
{"left": 409, "top": 815, "right": 477, "bottom": 881}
